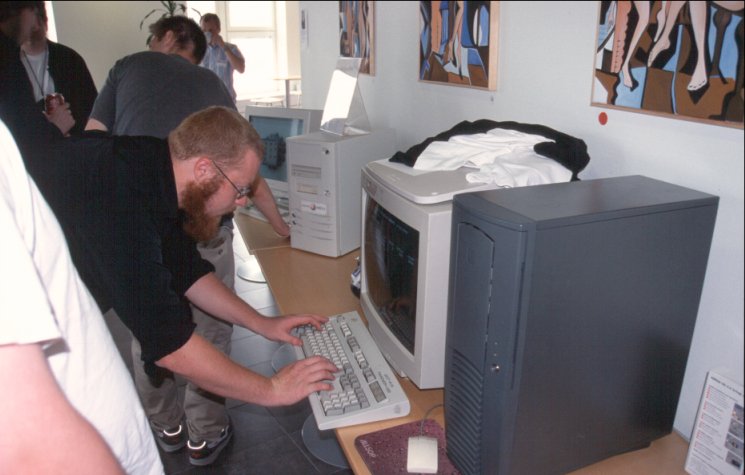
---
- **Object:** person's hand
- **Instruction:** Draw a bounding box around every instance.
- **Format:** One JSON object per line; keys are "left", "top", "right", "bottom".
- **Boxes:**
{"left": 213, "top": 33, "right": 226, "bottom": 49}
{"left": 274, "top": 221, "right": 291, "bottom": 239}
{"left": 268, "top": 356, "right": 337, "bottom": 405}
{"left": 256, "top": 313, "right": 328, "bottom": 346}
{"left": 44, "top": 102, "right": 75, "bottom": 136}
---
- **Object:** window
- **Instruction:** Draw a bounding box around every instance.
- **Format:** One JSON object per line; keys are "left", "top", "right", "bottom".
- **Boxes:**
{"left": 45, "top": 1, "right": 57, "bottom": 41}
{"left": 187, "top": 1, "right": 299, "bottom": 101}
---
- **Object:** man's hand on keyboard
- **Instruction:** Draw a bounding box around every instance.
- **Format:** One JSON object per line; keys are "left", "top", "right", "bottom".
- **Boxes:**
{"left": 291, "top": 312, "right": 412, "bottom": 429}
{"left": 269, "top": 356, "right": 338, "bottom": 406}
{"left": 256, "top": 313, "right": 328, "bottom": 346}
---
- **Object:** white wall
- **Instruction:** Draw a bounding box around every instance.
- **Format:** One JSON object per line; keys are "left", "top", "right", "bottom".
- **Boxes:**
{"left": 52, "top": 1, "right": 160, "bottom": 89}
{"left": 53, "top": 1, "right": 304, "bottom": 92}
{"left": 300, "top": 0, "right": 744, "bottom": 439}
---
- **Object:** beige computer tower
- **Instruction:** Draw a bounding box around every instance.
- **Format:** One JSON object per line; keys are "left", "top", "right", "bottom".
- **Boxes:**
{"left": 287, "top": 129, "right": 395, "bottom": 257}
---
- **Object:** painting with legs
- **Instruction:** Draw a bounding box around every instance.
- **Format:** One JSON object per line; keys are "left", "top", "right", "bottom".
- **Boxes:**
{"left": 339, "top": 1, "right": 375, "bottom": 75}
{"left": 593, "top": 1, "right": 744, "bottom": 128}
{"left": 419, "top": 1, "right": 499, "bottom": 90}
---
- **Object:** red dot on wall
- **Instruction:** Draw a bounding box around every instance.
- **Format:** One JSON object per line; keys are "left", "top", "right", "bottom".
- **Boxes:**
{"left": 598, "top": 112, "right": 608, "bottom": 125}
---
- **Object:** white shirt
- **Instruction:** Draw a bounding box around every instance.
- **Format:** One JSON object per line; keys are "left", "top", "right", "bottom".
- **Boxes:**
{"left": 413, "top": 128, "right": 573, "bottom": 188}
{"left": 0, "top": 121, "right": 164, "bottom": 475}
{"left": 20, "top": 49, "right": 56, "bottom": 102}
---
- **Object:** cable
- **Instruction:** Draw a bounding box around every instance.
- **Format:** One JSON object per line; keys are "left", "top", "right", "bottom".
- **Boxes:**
{"left": 419, "top": 403, "right": 444, "bottom": 436}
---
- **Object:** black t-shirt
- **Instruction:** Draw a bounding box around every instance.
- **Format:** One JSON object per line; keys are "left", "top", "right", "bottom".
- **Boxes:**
{"left": 25, "top": 134, "right": 213, "bottom": 367}
{"left": 0, "top": 32, "right": 61, "bottom": 157}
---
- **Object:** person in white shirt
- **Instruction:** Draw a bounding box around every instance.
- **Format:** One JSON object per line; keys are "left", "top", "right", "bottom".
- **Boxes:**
{"left": 200, "top": 13, "right": 245, "bottom": 102}
{"left": 0, "top": 119, "right": 164, "bottom": 475}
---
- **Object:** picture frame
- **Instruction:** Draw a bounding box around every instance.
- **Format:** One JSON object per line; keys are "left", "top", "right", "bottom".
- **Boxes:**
{"left": 592, "top": 1, "right": 744, "bottom": 129}
{"left": 419, "top": 1, "right": 500, "bottom": 90}
{"left": 339, "top": 1, "right": 375, "bottom": 76}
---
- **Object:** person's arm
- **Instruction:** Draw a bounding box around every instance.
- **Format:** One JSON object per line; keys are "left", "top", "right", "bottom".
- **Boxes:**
{"left": 225, "top": 44, "right": 245, "bottom": 73}
{"left": 157, "top": 332, "right": 336, "bottom": 406}
{"left": 0, "top": 343, "right": 124, "bottom": 474}
{"left": 249, "top": 175, "right": 291, "bottom": 237}
{"left": 213, "top": 35, "right": 245, "bottom": 73}
{"left": 47, "top": 42, "right": 98, "bottom": 136}
{"left": 69, "top": 47, "right": 99, "bottom": 135}
{"left": 185, "top": 272, "right": 320, "bottom": 341}
{"left": 84, "top": 60, "right": 118, "bottom": 133}
{"left": 76, "top": 52, "right": 98, "bottom": 121}
{"left": 85, "top": 117, "right": 109, "bottom": 132}
{"left": 153, "top": 264, "right": 335, "bottom": 407}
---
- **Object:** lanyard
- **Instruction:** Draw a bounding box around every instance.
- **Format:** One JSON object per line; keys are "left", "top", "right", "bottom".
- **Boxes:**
{"left": 21, "top": 48, "right": 49, "bottom": 99}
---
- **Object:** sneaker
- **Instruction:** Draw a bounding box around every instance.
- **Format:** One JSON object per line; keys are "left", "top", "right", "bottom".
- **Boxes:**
{"left": 153, "top": 424, "right": 186, "bottom": 453}
{"left": 188, "top": 424, "right": 233, "bottom": 466}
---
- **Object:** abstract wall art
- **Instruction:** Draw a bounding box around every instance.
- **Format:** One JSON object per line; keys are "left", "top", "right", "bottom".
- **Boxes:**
{"left": 419, "top": 1, "right": 499, "bottom": 90}
{"left": 593, "top": 1, "right": 744, "bottom": 128}
{"left": 339, "top": 1, "right": 375, "bottom": 75}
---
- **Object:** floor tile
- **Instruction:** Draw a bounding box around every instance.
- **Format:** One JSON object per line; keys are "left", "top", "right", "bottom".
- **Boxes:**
{"left": 213, "top": 433, "right": 321, "bottom": 475}
{"left": 234, "top": 273, "right": 268, "bottom": 294}
{"left": 238, "top": 286, "right": 277, "bottom": 310}
{"left": 233, "top": 244, "right": 251, "bottom": 262}
{"left": 229, "top": 403, "right": 288, "bottom": 448}
{"left": 266, "top": 399, "right": 313, "bottom": 434}
{"left": 229, "top": 334, "right": 281, "bottom": 368}
{"left": 288, "top": 430, "right": 354, "bottom": 475}
{"left": 259, "top": 304, "right": 281, "bottom": 317}
{"left": 231, "top": 324, "right": 258, "bottom": 341}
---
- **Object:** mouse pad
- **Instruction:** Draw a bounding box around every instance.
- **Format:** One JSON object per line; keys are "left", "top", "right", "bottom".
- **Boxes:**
{"left": 354, "top": 419, "right": 461, "bottom": 474}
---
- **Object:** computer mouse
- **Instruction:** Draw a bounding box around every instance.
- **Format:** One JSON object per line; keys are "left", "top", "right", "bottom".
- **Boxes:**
{"left": 406, "top": 435, "right": 438, "bottom": 473}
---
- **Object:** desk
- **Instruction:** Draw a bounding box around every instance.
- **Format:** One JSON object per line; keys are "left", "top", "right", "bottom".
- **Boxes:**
{"left": 235, "top": 216, "right": 691, "bottom": 475}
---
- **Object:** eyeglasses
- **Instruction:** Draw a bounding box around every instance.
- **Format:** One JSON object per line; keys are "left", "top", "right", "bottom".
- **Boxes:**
{"left": 211, "top": 160, "right": 251, "bottom": 199}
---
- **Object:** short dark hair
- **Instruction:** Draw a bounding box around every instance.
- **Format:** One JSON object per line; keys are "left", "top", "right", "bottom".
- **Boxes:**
{"left": 200, "top": 13, "right": 221, "bottom": 30}
{"left": 149, "top": 16, "right": 207, "bottom": 63}
{"left": 0, "top": 1, "right": 43, "bottom": 23}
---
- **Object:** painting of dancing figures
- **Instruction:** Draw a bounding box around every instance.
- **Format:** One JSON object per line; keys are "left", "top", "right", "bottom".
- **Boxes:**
{"left": 420, "top": 1, "right": 499, "bottom": 90}
{"left": 593, "top": 1, "right": 744, "bottom": 128}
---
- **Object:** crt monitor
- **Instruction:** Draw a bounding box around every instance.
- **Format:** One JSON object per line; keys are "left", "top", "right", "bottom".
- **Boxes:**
{"left": 359, "top": 155, "right": 570, "bottom": 390}
{"left": 360, "top": 163, "right": 455, "bottom": 390}
{"left": 243, "top": 106, "right": 322, "bottom": 218}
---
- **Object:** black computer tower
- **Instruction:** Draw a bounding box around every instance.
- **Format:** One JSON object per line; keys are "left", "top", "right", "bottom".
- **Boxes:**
{"left": 444, "top": 176, "right": 718, "bottom": 475}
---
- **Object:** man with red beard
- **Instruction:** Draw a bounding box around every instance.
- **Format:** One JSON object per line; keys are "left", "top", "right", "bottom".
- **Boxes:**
{"left": 84, "top": 16, "right": 291, "bottom": 464}
{"left": 22, "top": 106, "right": 338, "bottom": 463}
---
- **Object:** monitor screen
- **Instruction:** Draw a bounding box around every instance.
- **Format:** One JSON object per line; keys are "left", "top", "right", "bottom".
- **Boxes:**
{"left": 242, "top": 107, "right": 322, "bottom": 221}
{"left": 248, "top": 115, "right": 304, "bottom": 187}
{"left": 363, "top": 200, "right": 418, "bottom": 354}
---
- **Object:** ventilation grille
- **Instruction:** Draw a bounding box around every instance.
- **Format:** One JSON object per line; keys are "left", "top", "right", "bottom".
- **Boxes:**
{"left": 446, "top": 349, "right": 484, "bottom": 475}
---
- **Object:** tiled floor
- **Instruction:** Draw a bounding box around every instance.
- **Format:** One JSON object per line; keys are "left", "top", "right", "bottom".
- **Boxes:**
{"left": 104, "top": 222, "right": 353, "bottom": 474}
